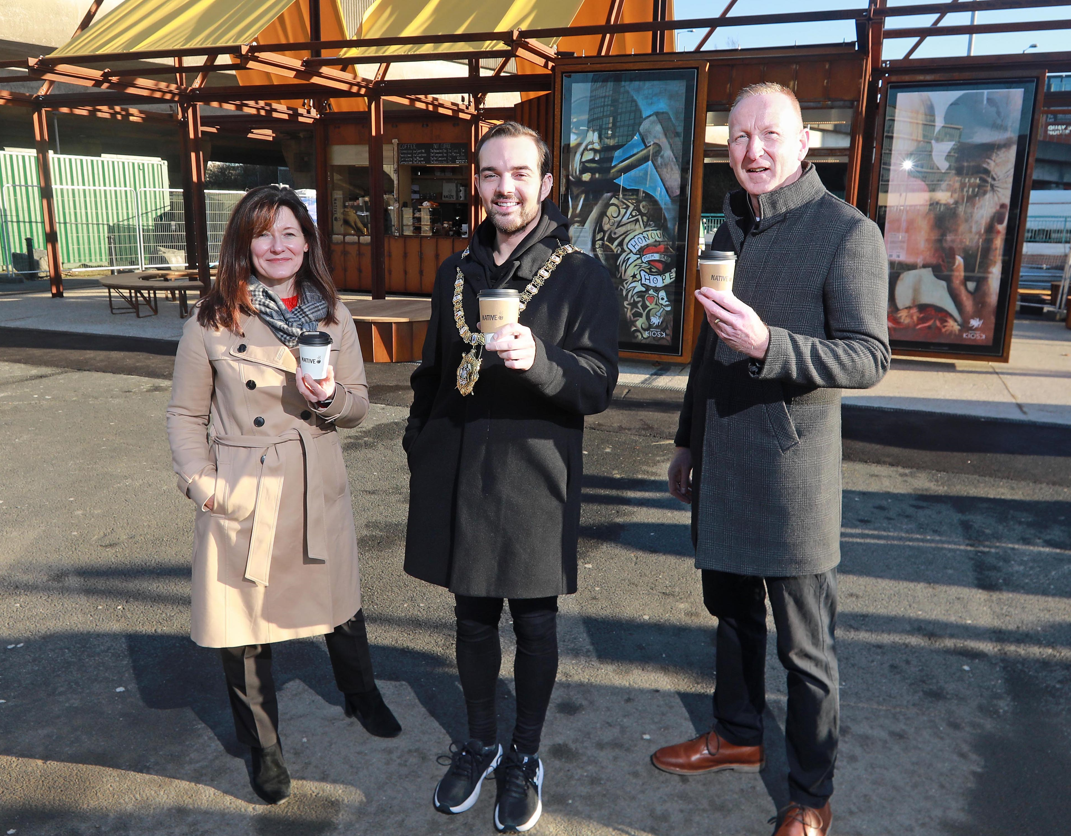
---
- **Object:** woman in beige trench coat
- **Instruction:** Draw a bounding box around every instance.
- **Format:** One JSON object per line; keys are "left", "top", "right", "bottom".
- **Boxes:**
{"left": 166, "top": 186, "right": 399, "bottom": 805}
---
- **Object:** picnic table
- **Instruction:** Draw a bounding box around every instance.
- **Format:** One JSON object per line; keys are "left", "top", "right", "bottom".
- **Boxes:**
{"left": 101, "top": 271, "right": 210, "bottom": 318}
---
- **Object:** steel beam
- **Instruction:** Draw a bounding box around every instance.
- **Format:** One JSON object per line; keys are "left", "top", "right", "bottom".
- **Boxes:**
{"left": 28, "top": 61, "right": 184, "bottom": 101}
{"left": 511, "top": 36, "right": 557, "bottom": 71}
{"left": 887, "top": 19, "right": 1071, "bottom": 39}
{"left": 0, "top": 90, "right": 34, "bottom": 107}
{"left": 876, "top": 0, "right": 1071, "bottom": 17}
{"left": 693, "top": 0, "right": 740, "bottom": 52}
{"left": 306, "top": 49, "right": 514, "bottom": 67}
{"left": 599, "top": 0, "right": 628, "bottom": 56}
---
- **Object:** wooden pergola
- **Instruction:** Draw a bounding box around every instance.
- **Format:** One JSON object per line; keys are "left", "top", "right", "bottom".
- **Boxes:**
{"left": 0, "top": 0, "right": 1068, "bottom": 352}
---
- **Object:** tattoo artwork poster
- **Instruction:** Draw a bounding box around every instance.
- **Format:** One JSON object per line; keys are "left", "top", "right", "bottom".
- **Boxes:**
{"left": 876, "top": 79, "right": 1037, "bottom": 358}
{"left": 560, "top": 69, "right": 697, "bottom": 355}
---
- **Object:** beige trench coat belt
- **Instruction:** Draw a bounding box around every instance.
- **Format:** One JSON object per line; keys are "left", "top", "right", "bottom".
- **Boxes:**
{"left": 212, "top": 425, "right": 332, "bottom": 587}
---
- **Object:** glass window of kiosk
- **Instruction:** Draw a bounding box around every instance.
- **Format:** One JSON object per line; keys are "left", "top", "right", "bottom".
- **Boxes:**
{"left": 327, "top": 144, "right": 398, "bottom": 242}
{"left": 394, "top": 140, "right": 471, "bottom": 238}
{"left": 700, "top": 107, "right": 853, "bottom": 244}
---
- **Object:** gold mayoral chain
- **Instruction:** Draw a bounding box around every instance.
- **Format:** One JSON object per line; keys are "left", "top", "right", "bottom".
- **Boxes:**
{"left": 454, "top": 244, "right": 578, "bottom": 396}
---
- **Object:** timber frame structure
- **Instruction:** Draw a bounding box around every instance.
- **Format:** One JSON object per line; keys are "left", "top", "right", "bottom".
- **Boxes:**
{"left": 1, "top": 0, "right": 1069, "bottom": 362}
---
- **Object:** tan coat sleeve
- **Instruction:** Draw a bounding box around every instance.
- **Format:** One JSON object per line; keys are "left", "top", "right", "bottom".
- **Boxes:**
{"left": 312, "top": 305, "right": 369, "bottom": 429}
{"left": 166, "top": 317, "right": 217, "bottom": 510}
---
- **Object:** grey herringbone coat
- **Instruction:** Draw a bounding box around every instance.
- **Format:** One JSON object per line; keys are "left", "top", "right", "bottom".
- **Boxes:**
{"left": 675, "top": 165, "right": 890, "bottom": 576}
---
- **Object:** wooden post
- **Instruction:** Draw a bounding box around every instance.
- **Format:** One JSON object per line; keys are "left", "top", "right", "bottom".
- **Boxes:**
{"left": 309, "top": 0, "right": 322, "bottom": 60}
{"left": 180, "top": 102, "right": 211, "bottom": 288}
{"left": 314, "top": 112, "right": 332, "bottom": 271}
{"left": 855, "top": 1, "right": 886, "bottom": 216}
{"left": 32, "top": 104, "right": 63, "bottom": 297}
{"left": 368, "top": 95, "right": 386, "bottom": 299}
{"left": 469, "top": 120, "right": 486, "bottom": 239}
{"left": 845, "top": 44, "right": 875, "bottom": 206}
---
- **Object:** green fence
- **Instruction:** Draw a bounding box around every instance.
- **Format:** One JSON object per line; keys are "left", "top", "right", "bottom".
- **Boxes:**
{"left": 0, "top": 150, "right": 170, "bottom": 274}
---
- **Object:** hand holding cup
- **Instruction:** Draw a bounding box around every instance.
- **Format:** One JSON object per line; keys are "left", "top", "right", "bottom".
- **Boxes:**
{"left": 485, "top": 323, "right": 536, "bottom": 371}
{"left": 694, "top": 288, "right": 770, "bottom": 361}
{"left": 296, "top": 365, "right": 336, "bottom": 404}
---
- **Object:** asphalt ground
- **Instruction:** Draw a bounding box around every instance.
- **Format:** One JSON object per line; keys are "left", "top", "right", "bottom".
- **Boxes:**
{"left": 1, "top": 328, "right": 1069, "bottom": 835}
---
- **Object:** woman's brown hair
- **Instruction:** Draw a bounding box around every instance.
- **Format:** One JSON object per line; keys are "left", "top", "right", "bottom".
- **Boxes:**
{"left": 197, "top": 185, "right": 339, "bottom": 332}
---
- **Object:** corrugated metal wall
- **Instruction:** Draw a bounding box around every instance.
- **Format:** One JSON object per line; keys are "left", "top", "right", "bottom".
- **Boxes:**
{"left": 0, "top": 150, "right": 170, "bottom": 272}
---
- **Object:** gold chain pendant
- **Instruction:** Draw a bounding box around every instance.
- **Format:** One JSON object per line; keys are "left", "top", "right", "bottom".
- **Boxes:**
{"left": 456, "top": 346, "right": 483, "bottom": 396}
{"left": 452, "top": 244, "right": 577, "bottom": 396}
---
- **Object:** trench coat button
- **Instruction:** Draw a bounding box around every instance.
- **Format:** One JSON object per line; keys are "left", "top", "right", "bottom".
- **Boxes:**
{"left": 253, "top": 416, "right": 265, "bottom": 428}
{"left": 260, "top": 455, "right": 266, "bottom": 464}
{"left": 246, "top": 380, "right": 257, "bottom": 390}
{"left": 237, "top": 344, "right": 247, "bottom": 353}
{"left": 301, "top": 410, "right": 312, "bottom": 420}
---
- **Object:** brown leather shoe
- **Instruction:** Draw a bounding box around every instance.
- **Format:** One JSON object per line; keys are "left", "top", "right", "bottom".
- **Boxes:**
{"left": 650, "top": 729, "right": 765, "bottom": 775}
{"left": 769, "top": 801, "right": 832, "bottom": 836}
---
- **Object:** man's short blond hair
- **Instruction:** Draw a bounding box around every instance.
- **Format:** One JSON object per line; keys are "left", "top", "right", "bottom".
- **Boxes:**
{"left": 730, "top": 82, "right": 803, "bottom": 124}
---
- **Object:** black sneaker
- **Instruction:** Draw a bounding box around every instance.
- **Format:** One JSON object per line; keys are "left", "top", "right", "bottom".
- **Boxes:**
{"left": 493, "top": 747, "right": 544, "bottom": 832}
{"left": 433, "top": 739, "right": 502, "bottom": 814}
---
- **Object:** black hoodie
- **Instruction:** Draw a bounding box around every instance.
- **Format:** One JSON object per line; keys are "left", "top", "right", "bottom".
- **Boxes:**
{"left": 465, "top": 199, "right": 572, "bottom": 288}
{"left": 402, "top": 198, "right": 621, "bottom": 598}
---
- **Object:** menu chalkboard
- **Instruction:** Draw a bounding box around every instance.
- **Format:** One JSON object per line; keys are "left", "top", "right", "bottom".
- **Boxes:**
{"left": 398, "top": 143, "right": 469, "bottom": 166}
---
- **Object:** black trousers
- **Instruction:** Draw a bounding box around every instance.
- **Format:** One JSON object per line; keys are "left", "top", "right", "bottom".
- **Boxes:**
{"left": 219, "top": 609, "right": 377, "bottom": 749}
{"left": 454, "top": 595, "right": 559, "bottom": 756}
{"left": 702, "top": 569, "right": 839, "bottom": 808}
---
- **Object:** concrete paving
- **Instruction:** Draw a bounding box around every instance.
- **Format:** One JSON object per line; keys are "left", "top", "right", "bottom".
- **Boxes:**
{"left": 0, "top": 290, "right": 1070, "bottom": 835}
{"left": 2, "top": 280, "right": 1070, "bottom": 425}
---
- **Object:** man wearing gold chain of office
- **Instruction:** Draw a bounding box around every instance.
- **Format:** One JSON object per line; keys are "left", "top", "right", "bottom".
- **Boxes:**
{"left": 403, "top": 122, "right": 619, "bottom": 833}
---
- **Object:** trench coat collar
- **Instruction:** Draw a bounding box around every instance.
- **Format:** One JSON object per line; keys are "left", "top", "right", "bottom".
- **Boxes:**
{"left": 461, "top": 199, "right": 572, "bottom": 290}
{"left": 723, "top": 162, "right": 825, "bottom": 251}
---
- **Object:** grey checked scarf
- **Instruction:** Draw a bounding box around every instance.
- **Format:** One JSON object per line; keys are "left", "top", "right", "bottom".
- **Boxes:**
{"left": 247, "top": 277, "right": 329, "bottom": 348}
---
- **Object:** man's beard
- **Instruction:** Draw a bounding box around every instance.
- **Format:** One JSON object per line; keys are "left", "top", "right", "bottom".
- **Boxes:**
{"left": 487, "top": 194, "right": 541, "bottom": 235}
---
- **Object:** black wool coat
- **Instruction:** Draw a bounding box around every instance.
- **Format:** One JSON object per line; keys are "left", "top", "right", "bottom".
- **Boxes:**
{"left": 676, "top": 165, "right": 890, "bottom": 577}
{"left": 403, "top": 201, "right": 619, "bottom": 598}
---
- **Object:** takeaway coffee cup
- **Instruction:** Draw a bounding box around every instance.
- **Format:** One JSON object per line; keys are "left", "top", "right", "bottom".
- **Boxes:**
{"left": 699, "top": 249, "right": 737, "bottom": 293}
{"left": 298, "top": 330, "right": 332, "bottom": 381}
{"left": 479, "top": 288, "right": 521, "bottom": 334}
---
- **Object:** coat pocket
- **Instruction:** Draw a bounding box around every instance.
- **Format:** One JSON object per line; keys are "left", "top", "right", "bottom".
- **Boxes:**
{"left": 209, "top": 445, "right": 258, "bottom": 521}
{"left": 762, "top": 398, "right": 800, "bottom": 453}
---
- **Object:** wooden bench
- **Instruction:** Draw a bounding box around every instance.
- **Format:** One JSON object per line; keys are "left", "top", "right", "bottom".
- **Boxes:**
{"left": 101, "top": 273, "right": 207, "bottom": 318}
{"left": 343, "top": 298, "right": 431, "bottom": 363}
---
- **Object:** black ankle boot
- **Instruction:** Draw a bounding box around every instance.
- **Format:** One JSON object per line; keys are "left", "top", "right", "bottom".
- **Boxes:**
{"left": 251, "top": 742, "right": 291, "bottom": 804}
{"left": 344, "top": 687, "right": 402, "bottom": 738}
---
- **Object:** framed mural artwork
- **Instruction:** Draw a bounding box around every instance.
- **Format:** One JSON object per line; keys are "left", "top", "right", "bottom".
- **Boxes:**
{"left": 874, "top": 78, "right": 1040, "bottom": 360}
{"left": 558, "top": 67, "right": 698, "bottom": 356}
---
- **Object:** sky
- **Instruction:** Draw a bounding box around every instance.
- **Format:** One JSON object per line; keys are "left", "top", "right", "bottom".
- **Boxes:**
{"left": 672, "top": 0, "right": 1071, "bottom": 61}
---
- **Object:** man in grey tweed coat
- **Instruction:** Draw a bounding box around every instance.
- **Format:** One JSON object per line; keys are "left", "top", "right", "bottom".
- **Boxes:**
{"left": 650, "top": 83, "right": 890, "bottom": 836}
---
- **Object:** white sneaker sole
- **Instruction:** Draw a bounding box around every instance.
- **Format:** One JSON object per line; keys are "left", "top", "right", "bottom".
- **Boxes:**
{"left": 434, "top": 745, "right": 503, "bottom": 815}
{"left": 494, "top": 759, "right": 544, "bottom": 833}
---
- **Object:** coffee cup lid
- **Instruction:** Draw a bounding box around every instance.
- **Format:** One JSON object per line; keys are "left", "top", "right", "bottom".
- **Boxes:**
{"left": 700, "top": 250, "right": 737, "bottom": 261}
{"left": 298, "top": 330, "right": 332, "bottom": 346}
{"left": 479, "top": 288, "right": 520, "bottom": 299}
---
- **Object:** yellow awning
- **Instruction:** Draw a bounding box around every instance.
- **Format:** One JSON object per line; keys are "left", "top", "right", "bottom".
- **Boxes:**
{"left": 239, "top": 0, "right": 367, "bottom": 112}
{"left": 51, "top": 0, "right": 300, "bottom": 56}
{"left": 342, "top": 0, "right": 588, "bottom": 56}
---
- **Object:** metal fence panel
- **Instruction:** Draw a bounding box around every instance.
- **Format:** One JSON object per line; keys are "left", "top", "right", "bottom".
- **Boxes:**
{"left": 1022, "top": 216, "right": 1071, "bottom": 275}
{"left": 700, "top": 213, "right": 725, "bottom": 242}
{"left": 206, "top": 190, "right": 245, "bottom": 263}
{"left": 139, "top": 189, "right": 188, "bottom": 269}
{"left": 1, "top": 184, "right": 45, "bottom": 275}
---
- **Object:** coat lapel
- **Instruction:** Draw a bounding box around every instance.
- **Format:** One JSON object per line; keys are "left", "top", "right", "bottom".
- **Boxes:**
{"left": 229, "top": 316, "right": 298, "bottom": 374}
